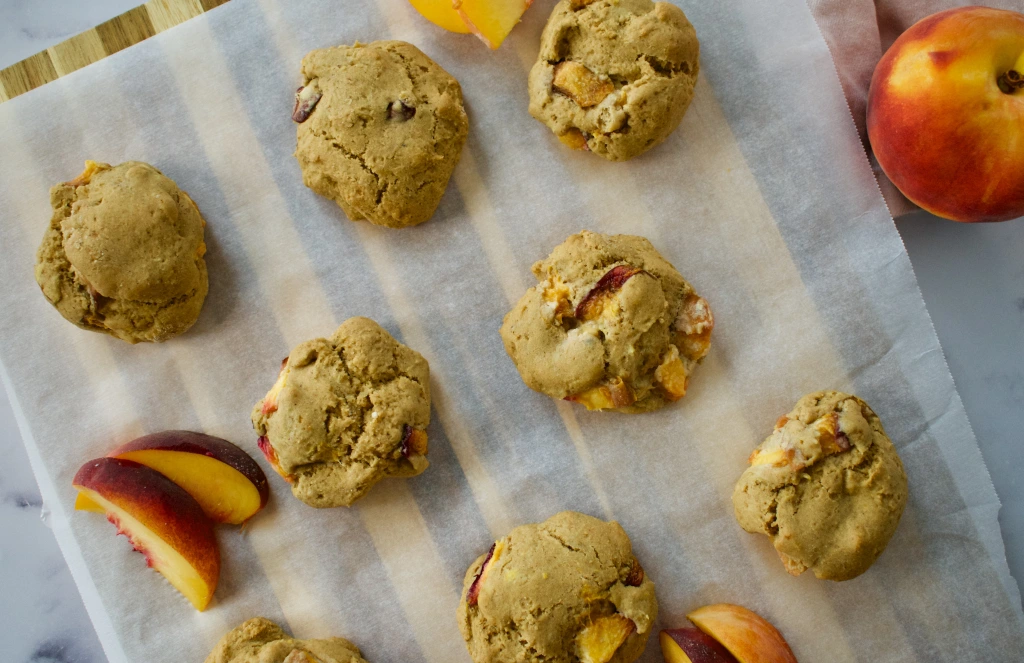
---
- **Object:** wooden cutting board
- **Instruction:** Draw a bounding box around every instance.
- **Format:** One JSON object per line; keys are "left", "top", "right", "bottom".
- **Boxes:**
{"left": 0, "top": 0, "right": 230, "bottom": 103}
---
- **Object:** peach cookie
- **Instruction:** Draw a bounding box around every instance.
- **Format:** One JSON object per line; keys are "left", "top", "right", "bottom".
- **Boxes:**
{"left": 205, "top": 617, "right": 368, "bottom": 663}
{"left": 528, "top": 0, "right": 699, "bottom": 161}
{"left": 252, "top": 317, "right": 430, "bottom": 508}
{"left": 500, "top": 231, "right": 713, "bottom": 413}
{"left": 732, "top": 391, "right": 909, "bottom": 581}
{"left": 34, "top": 160, "right": 208, "bottom": 343}
{"left": 458, "top": 511, "right": 658, "bottom": 663}
{"left": 293, "top": 40, "right": 469, "bottom": 228}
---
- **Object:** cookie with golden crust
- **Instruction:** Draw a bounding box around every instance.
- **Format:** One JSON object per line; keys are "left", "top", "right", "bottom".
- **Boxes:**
{"left": 204, "top": 617, "right": 368, "bottom": 663}
{"left": 34, "top": 160, "right": 208, "bottom": 343}
{"left": 500, "top": 231, "right": 713, "bottom": 413}
{"left": 733, "top": 391, "right": 909, "bottom": 581}
{"left": 458, "top": 511, "right": 657, "bottom": 663}
{"left": 528, "top": 0, "right": 699, "bottom": 161}
{"left": 293, "top": 40, "right": 468, "bottom": 228}
{"left": 252, "top": 317, "right": 430, "bottom": 508}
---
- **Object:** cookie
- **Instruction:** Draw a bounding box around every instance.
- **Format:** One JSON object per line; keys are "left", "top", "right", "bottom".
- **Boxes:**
{"left": 34, "top": 160, "right": 208, "bottom": 343}
{"left": 732, "top": 391, "right": 909, "bottom": 581}
{"left": 293, "top": 40, "right": 469, "bottom": 228}
{"left": 500, "top": 231, "right": 713, "bottom": 413}
{"left": 204, "top": 617, "right": 368, "bottom": 663}
{"left": 528, "top": 0, "right": 700, "bottom": 161}
{"left": 252, "top": 317, "right": 430, "bottom": 508}
{"left": 458, "top": 511, "right": 657, "bottom": 663}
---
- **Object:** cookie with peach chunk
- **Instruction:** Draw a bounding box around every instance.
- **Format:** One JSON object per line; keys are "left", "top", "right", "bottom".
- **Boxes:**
{"left": 252, "top": 317, "right": 431, "bottom": 508}
{"left": 500, "top": 231, "right": 713, "bottom": 412}
{"left": 458, "top": 511, "right": 657, "bottom": 663}
{"left": 733, "top": 391, "right": 908, "bottom": 581}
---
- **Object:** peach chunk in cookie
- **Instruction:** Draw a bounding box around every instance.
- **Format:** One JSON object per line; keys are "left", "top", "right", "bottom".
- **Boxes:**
{"left": 733, "top": 391, "right": 908, "bottom": 581}
{"left": 500, "top": 230, "right": 713, "bottom": 412}
{"left": 458, "top": 511, "right": 658, "bottom": 663}
{"left": 252, "top": 317, "right": 430, "bottom": 508}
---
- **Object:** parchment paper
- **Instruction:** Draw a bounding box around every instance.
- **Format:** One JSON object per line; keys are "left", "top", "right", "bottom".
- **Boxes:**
{"left": 0, "top": 0, "right": 1021, "bottom": 661}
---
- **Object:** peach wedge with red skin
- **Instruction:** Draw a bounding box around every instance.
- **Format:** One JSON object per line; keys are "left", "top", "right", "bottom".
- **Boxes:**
{"left": 661, "top": 628, "right": 739, "bottom": 663}
{"left": 110, "top": 431, "right": 269, "bottom": 525}
{"left": 73, "top": 457, "right": 220, "bottom": 611}
{"left": 686, "top": 604, "right": 798, "bottom": 663}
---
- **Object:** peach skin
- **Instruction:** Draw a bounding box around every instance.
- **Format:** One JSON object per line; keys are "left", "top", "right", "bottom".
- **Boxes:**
{"left": 867, "top": 7, "right": 1024, "bottom": 222}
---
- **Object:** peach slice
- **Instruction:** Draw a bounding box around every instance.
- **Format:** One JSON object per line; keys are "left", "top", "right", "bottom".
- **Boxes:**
{"left": 455, "top": 0, "right": 534, "bottom": 49}
{"left": 661, "top": 628, "right": 739, "bottom": 663}
{"left": 109, "top": 431, "right": 269, "bottom": 525}
{"left": 578, "top": 614, "right": 636, "bottom": 663}
{"left": 73, "top": 457, "right": 220, "bottom": 611}
{"left": 408, "top": 0, "right": 471, "bottom": 34}
{"left": 674, "top": 294, "right": 714, "bottom": 362}
{"left": 554, "top": 61, "right": 615, "bottom": 108}
{"left": 687, "top": 604, "right": 798, "bottom": 663}
{"left": 567, "top": 377, "right": 636, "bottom": 410}
{"left": 575, "top": 265, "right": 645, "bottom": 321}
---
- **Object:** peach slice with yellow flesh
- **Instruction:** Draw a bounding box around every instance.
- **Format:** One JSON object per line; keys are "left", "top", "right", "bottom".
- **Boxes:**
{"left": 661, "top": 628, "right": 739, "bottom": 663}
{"left": 109, "top": 431, "right": 269, "bottom": 525}
{"left": 408, "top": 0, "right": 471, "bottom": 33}
{"left": 554, "top": 61, "right": 615, "bottom": 108}
{"left": 73, "top": 457, "right": 220, "bottom": 611}
{"left": 578, "top": 614, "right": 636, "bottom": 663}
{"left": 455, "top": 0, "right": 534, "bottom": 49}
{"left": 567, "top": 377, "right": 636, "bottom": 410}
{"left": 686, "top": 604, "right": 798, "bottom": 663}
{"left": 575, "top": 264, "right": 645, "bottom": 321}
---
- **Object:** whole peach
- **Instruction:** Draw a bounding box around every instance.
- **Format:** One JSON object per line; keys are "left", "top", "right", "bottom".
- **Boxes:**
{"left": 867, "top": 7, "right": 1024, "bottom": 222}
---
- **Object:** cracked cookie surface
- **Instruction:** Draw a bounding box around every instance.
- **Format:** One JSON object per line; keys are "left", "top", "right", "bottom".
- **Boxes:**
{"left": 294, "top": 40, "right": 468, "bottom": 228}
{"left": 732, "top": 391, "right": 909, "bottom": 581}
{"left": 500, "top": 230, "right": 713, "bottom": 413}
{"left": 458, "top": 511, "right": 657, "bottom": 663}
{"left": 34, "top": 160, "right": 208, "bottom": 344}
{"left": 204, "top": 617, "right": 368, "bottom": 663}
{"left": 528, "top": 0, "right": 699, "bottom": 161}
{"left": 252, "top": 317, "right": 430, "bottom": 508}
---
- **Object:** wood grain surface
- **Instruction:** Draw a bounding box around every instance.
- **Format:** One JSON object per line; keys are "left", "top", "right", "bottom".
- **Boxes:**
{"left": 0, "top": 0, "right": 230, "bottom": 103}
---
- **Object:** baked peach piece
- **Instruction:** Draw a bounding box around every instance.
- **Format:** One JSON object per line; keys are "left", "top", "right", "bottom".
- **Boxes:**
{"left": 110, "top": 430, "right": 269, "bottom": 525}
{"left": 73, "top": 457, "right": 220, "bottom": 611}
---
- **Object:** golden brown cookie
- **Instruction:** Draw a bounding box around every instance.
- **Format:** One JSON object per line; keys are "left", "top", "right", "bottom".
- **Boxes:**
{"left": 204, "top": 617, "right": 368, "bottom": 663}
{"left": 293, "top": 40, "right": 468, "bottom": 228}
{"left": 252, "top": 317, "right": 430, "bottom": 508}
{"left": 34, "top": 160, "right": 208, "bottom": 343}
{"left": 458, "top": 511, "right": 657, "bottom": 663}
{"left": 528, "top": 0, "right": 700, "bottom": 160}
{"left": 732, "top": 391, "right": 909, "bottom": 581}
{"left": 500, "top": 231, "right": 713, "bottom": 412}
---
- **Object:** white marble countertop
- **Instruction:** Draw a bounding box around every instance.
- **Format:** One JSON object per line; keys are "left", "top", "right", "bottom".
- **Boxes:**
{"left": 1, "top": 2, "right": 1022, "bottom": 662}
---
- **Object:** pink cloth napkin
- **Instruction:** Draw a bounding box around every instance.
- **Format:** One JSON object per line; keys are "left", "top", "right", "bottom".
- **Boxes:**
{"left": 806, "top": 0, "right": 1021, "bottom": 218}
